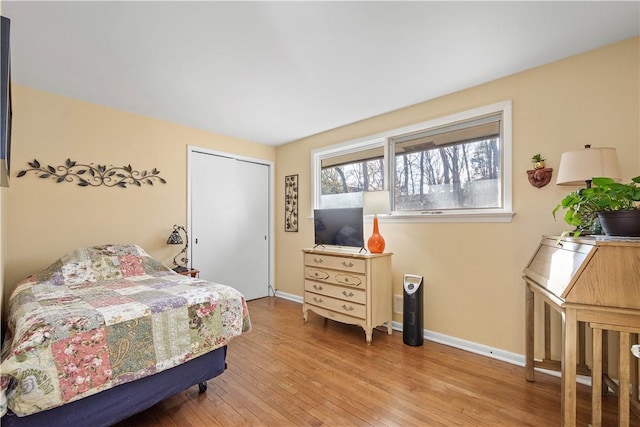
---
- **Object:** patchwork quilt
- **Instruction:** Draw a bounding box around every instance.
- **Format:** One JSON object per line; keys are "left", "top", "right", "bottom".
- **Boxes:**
{"left": 0, "top": 244, "right": 251, "bottom": 417}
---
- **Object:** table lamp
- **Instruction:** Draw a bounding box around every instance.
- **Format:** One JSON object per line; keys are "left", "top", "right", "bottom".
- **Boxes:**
{"left": 166, "top": 224, "right": 189, "bottom": 272}
{"left": 556, "top": 145, "right": 621, "bottom": 188}
{"left": 363, "top": 191, "right": 390, "bottom": 254}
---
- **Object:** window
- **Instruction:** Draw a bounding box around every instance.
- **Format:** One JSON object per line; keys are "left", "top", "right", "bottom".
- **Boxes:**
{"left": 311, "top": 101, "right": 513, "bottom": 222}
{"left": 391, "top": 113, "right": 502, "bottom": 212}
{"left": 313, "top": 139, "right": 386, "bottom": 209}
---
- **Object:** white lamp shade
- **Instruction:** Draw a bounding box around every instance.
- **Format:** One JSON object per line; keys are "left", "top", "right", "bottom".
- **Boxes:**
{"left": 363, "top": 191, "right": 390, "bottom": 216}
{"left": 556, "top": 147, "right": 621, "bottom": 185}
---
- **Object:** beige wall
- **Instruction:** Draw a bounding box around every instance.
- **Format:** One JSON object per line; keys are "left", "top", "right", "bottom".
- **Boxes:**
{"left": 3, "top": 85, "right": 275, "bottom": 304}
{"left": 275, "top": 37, "right": 640, "bottom": 355}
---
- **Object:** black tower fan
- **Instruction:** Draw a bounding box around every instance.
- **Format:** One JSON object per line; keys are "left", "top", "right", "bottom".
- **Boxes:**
{"left": 403, "top": 274, "right": 424, "bottom": 346}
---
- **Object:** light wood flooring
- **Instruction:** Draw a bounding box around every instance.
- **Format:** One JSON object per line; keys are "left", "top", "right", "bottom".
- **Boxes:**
{"left": 117, "top": 297, "right": 630, "bottom": 426}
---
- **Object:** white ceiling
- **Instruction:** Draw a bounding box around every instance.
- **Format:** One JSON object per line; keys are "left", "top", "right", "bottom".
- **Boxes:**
{"left": 2, "top": 1, "right": 639, "bottom": 146}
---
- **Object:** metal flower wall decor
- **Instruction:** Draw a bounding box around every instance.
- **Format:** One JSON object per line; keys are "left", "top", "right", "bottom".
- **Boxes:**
{"left": 284, "top": 174, "right": 298, "bottom": 232}
{"left": 17, "top": 158, "right": 167, "bottom": 188}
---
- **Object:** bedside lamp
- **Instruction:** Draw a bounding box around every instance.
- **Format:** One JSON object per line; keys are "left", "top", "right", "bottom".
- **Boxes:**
{"left": 167, "top": 224, "right": 189, "bottom": 273}
{"left": 363, "top": 191, "right": 390, "bottom": 254}
{"left": 556, "top": 145, "right": 621, "bottom": 188}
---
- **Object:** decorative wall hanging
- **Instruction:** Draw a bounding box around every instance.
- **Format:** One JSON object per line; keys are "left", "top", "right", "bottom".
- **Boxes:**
{"left": 284, "top": 174, "right": 298, "bottom": 232}
{"left": 527, "top": 167, "right": 553, "bottom": 188}
{"left": 17, "top": 158, "right": 167, "bottom": 188}
{"left": 527, "top": 153, "right": 552, "bottom": 188}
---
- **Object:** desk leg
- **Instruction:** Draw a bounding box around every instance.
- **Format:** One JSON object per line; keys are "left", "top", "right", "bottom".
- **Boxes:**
{"left": 578, "top": 321, "right": 589, "bottom": 374}
{"left": 619, "top": 332, "right": 630, "bottom": 427}
{"left": 562, "top": 307, "right": 577, "bottom": 427}
{"left": 603, "top": 330, "right": 609, "bottom": 396}
{"left": 525, "top": 285, "right": 535, "bottom": 382}
{"left": 592, "top": 327, "right": 602, "bottom": 427}
{"left": 545, "top": 303, "right": 552, "bottom": 361}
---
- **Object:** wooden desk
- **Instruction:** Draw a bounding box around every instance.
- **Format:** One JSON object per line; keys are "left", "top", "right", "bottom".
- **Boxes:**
{"left": 523, "top": 236, "right": 640, "bottom": 426}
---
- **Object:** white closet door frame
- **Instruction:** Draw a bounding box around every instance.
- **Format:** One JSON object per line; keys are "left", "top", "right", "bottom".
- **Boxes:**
{"left": 186, "top": 145, "right": 275, "bottom": 295}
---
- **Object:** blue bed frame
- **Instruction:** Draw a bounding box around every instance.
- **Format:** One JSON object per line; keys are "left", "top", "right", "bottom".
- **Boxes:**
{"left": 2, "top": 346, "right": 227, "bottom": 427}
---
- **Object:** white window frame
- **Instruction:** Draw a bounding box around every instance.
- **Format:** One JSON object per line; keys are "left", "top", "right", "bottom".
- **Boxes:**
{"left": 311, "top": 101, "right": 514, "bottom": 223}
{"left": 311, "top": 135, "right": 387, "bottom": 209}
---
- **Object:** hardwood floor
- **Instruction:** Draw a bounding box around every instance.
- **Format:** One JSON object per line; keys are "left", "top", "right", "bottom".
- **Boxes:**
{"left": 117, "top": 297, "right": 629, "bottom": 426}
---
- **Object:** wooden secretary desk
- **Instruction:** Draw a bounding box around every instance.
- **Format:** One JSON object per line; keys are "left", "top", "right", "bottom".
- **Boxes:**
{"left": 523, "top": 235, "right": 640, "bottom": 427}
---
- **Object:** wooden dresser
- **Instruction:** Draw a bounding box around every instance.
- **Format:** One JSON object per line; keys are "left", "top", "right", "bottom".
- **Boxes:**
{"left": 302, "top": 248, "right": 393, "bottom": 344}
{"left": 523, "top": 235, "right": 640, "bottom": 427}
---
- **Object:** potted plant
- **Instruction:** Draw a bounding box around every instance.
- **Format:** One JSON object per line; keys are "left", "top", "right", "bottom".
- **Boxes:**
{"left": 552, "top": 176, "right": 640, "bottom": 237}
{"left": 531, "top": 154, "right": 546, "bottom": 169}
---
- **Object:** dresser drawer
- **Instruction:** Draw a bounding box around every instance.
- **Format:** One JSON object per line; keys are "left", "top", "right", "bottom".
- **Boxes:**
{"left": 305, "top": 267, "right": 365, "bottom": 288}
{"left": 305, "top": 291, "right": 366, "bottom": 319}
{"left": 304, "top": 253, "right": 365, "bottom": 274}
{"left": 305, "top": 280, "right": 366, "bottom": 304}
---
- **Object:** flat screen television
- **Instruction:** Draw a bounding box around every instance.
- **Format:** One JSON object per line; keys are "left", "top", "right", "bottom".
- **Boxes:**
{"left": 313, "top": 207, "right": 364, "bottom": 249}
{"left": 0, "top": 16, "right": 12, "bottom": 187}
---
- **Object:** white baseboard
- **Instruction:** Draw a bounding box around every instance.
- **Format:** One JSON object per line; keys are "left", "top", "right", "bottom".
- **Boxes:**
{"left": 389, "top": 320, "right": 526, "bottom": 366}
{"left": 273, "top": 290, "right": 303, "bottom": 304}
{"left": 273, "top": 294, "right": 591, "bottom": 385}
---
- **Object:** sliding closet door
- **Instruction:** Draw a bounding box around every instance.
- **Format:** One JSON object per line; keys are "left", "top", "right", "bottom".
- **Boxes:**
{"left": 190, "top": 151, "right": 270, "bottom": 300}
{"left": 233, "top": 159, "right": 270, "bottom": 299}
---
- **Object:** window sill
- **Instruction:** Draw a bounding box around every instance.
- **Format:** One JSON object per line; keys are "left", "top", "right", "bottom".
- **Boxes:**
{"left": 370, "top": 211, "right": 516, "bottom": 224}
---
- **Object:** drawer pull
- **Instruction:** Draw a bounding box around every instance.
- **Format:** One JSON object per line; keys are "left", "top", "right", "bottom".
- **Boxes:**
{"left": 313, "top": 257, "right": 324, "bottom": 264}
{"left": 341, "top": 304, "right": 355, "bottom": 312}
{"left": 313, "top": 297, "right": 324, "bottom": 304}
{"left": 341, "top": 261, "right": 354, "bottom": 268}
{"left": 308, "top": 269, "right": 329, "bottom": 280}
{"left": 336, "top": 274, "right": 362, "bottom": 286}
{"left": 342, "top": 291, "right": 355, "bottom": 297}
{"left": 313, "top": 284, "right": 324, "bottom": 291}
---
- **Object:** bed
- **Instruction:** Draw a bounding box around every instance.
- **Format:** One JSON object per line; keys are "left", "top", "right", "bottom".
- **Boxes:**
{"left": 0, "top": 244, "right": 251, "bottom": 426}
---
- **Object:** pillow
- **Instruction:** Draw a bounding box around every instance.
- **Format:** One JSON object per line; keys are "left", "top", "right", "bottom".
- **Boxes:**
{"left": 32, "top": 244, "right": 170, "bottom": 286}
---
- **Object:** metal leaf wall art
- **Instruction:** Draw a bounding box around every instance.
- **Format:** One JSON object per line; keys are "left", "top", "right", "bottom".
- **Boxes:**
{"left": 285, "top": 174, "right": 298, "bottom": 232}
{"left": 17, "top": 158, "right": 167, "bottom": 188}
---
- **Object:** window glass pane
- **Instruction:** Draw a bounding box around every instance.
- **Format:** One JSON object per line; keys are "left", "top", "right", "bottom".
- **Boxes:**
{"left": 320, "top": 146, "right": 384, "bottom": 209}
{"left": 312, "top": 101, "right": 512, "bottom": 220}
{"left": 393, "top": 114, "right": 502, "bottom": 211}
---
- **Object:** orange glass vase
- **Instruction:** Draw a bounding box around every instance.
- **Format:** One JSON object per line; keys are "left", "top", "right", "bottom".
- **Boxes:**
{"left": 367, "top": 215, "right": 385, "bottom": 254}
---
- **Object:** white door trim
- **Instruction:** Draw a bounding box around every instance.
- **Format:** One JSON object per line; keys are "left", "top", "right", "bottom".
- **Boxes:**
{"left": 187, "top": 145, "right": 275, "bottom": 296}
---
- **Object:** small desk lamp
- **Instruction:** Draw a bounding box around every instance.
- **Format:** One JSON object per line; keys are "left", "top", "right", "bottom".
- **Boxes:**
{"left": 556, "top": 145, "right": 621, "bottom": 188}
{"left": 363, "top": 191, "right": 390, "bottom": 254}
{"left": 166, "top": 224, "right": 189, "bottom": 273}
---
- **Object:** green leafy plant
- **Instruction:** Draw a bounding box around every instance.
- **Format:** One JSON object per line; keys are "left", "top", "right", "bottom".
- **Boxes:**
{"left": 552, "top": 176, "right": 640, "bottom": 236}
{"left": 531, "top": 153, "right": 545, "bottom": 163}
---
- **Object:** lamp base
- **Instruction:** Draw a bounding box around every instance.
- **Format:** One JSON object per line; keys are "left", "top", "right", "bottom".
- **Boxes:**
{"left": 367, "top": 216, "right": 385, "bottom": 254}
{"left": 172, "top": 266, "right": 189, "bottom": 273}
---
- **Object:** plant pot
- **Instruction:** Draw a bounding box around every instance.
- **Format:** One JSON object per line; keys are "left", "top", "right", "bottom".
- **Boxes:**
{"left": 597, "top": 210, "right": 640, "bottom": 237}
{"left": 533, "top": 161, "right": 545, "bottom": 169}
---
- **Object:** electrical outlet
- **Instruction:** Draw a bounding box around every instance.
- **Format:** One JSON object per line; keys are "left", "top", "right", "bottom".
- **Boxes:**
{"left": 394, "top": 294, "right": 403, "bottom": 314}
